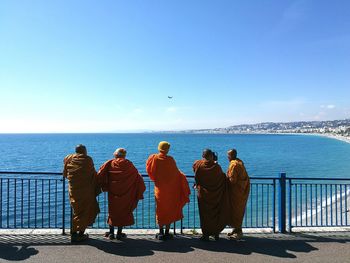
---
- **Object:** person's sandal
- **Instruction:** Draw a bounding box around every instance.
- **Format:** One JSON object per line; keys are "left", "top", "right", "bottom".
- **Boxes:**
{"left": 229, "top": 232, "right": 243, "bottom": 241}
{"left": 227, "top": 230, "right": 236, "bottom": 237}
{"left": 104, "top": 232, "right": 115, "bottom": 240}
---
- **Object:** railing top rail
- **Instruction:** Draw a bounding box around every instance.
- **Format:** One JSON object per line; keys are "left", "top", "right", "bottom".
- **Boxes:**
{"left": 0, "top": 177, "right": 64, "bottom": 181}
{"left": 288, "top": 177, "right": 350, "bottom": 181}
{"left": 0, "top": 171, "right": 278, "bottom": 180}
{"left": 1, "top": 171, "right": 349, "bottom": 181}
{"left": 0, "top": 171, "right": 62, "bottom": 175}
{"left": 159, "top": 175, "right": 279, "bottom": 180}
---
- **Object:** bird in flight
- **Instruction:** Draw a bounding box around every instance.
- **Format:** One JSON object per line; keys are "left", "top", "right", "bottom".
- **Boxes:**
{"left": 168, "top": 96, "right": 173, "bottom": 99}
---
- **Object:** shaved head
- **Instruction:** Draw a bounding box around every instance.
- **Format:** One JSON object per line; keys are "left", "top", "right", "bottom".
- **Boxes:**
{"left": 202, "top": 149, "right": 214, "bottom": 161}
{"left": 227, "top": 149, "right": 237, "bottom": 159}
{"left": 75, "top": 144, "right": 87, "bottom": 155}
{"left": 114, "top": 148, "right": 127, "bottom": 158}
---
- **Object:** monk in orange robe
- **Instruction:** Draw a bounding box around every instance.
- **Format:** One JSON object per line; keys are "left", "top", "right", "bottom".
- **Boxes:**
{"left": 146, "top": 141, "right": 190, "bottom": 240}
{"left": 226, "top": 149, "right": 250, "bottom": 240}
{"left": 63, "top": 144, "right": 100, "bottom": 242}
{"left": 193, "top": 149, "right": 229, "bottom": 241}
{"left": 97, "top": 148, "right": 146, "bottom": 240}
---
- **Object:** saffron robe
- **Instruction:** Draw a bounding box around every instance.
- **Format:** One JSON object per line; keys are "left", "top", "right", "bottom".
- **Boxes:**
{"left": 227, "top": 158, "right": 250, "bottom": 229}
{"left": 63, "top": 153, "right": 100, "bottom": 232}
{"left": 97, "top": 158, "right": 146, "bottom": 227}
{"left": 146, "top": 153, "right": 190, "bottom": 226}
{"left": 193, "top": 160, "right": 229, "bottom": 236}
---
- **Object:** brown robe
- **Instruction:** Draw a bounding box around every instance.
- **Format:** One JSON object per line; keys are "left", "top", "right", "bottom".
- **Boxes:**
{"left": 97, "top": 158, "right": 146, "bottom": 227}
{"left": 227, "top": 158, "right": 250, "bottom": 229}
{"left": 146, "top": 153, "right": 190, "bottom": 226}
{"left": 63, "top": 153, "right": 100, "bottom": 232}
{"left": 193, "top": 160, "right": 229, "bottom": 236}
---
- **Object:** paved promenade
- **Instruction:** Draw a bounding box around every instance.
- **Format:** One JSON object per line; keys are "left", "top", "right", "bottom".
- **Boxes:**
{"left": 0, "top": 231, "right": 349, "bottom": 263}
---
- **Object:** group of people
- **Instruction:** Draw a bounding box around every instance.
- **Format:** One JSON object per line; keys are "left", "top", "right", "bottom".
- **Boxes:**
{"left": 63, "top": 141, "right": 250, "bottom": 243}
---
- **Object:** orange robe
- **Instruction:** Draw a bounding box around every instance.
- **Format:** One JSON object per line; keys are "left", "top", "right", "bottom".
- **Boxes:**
{"left": 193, "top": 160, "right": 229, "bottom": 235}
{"left": 63, "top": 153, "right": 100, "bottom": 232}
{"left": 227, "top": 158, "right": 250, "bottom": 229}
{"left": 146, "top": 153, "right": 190, "bottom": 226}
{"left": 97, "top": 158, "right": 146, "bottom": 227}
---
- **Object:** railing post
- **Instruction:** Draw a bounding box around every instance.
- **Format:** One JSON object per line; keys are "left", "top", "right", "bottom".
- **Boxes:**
{"left": 288, "top": 178, "right": 292, "bottom": 232}
{"left": 180, "top": 218, "right": 183, "bottom": 234}
{"left": 273, "top": 179, "right": 276, "bottom": 233}
{"left": 70, "top": 207, "right": 73, "bottom": 235}
{"left": 62, "top": 176, "right": 66, "bottom": 235}
{"left": 0, "top": 179, "right": 2, "bottom": 229}
{"left": 278, "top": 173, "right": 287, "bottom": 233}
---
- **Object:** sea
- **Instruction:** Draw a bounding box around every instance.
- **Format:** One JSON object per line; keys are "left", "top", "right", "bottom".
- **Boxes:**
{"left": 1, "top": 133, "right": 350, "bottom": 229}
{"left": 1, "top": 133, "right": 350, "bottom": 177}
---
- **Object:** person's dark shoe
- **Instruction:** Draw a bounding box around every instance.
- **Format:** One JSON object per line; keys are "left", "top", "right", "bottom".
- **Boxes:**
{"left": 71, "top": 233, "right": 89, "bottom": 242}
{"left": 116, "top": 233, "right": 127, "bottom": 240}
{"left": 71, "top": 233, "right": 79, "bottom": 243}
{"left": 156, "top": 233, "right": 164, "bottom": 240}
{"left": 200, "top": 235, "right": 209, "bottom": 241}
{"left": 164, "top": 233, "right": 174, "bottom": 240}
{"left": 78, "top": 233, "right": 89, "bottom": 241}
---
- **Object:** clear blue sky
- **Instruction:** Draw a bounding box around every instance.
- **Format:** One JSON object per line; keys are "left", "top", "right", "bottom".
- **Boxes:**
{"left": 1, "top": 0, "right": 349, "bottom": 132}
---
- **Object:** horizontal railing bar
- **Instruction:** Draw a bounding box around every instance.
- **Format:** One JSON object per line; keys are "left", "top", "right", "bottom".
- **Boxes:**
{"left": 1, "top": 172, "right": 350, "bottom": 182}
{"left": 0, "top": 171, "right": 62, "bottom": 175}
{"left": 291, "top": 183, "right": 349, "bottom": 189}
{"left": 0, "top": 171, "right": 279, "bottom": 180}
{"left": 0, "top": 177, "right": 63, "bottom": 181}
{"left": 288, "top": 177, "right": 350, "bottom": 181}
{"left": 183, "top": 175, "right": 280, "bottom": 180}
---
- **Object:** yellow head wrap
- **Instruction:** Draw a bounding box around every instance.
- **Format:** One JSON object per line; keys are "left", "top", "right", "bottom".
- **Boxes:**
{"left": 158, "top": 141, "right": 170, "bottom": 153}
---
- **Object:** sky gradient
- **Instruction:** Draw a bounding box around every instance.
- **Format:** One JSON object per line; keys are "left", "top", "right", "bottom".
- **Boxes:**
{"left": 1, "top": 0, "right": 349, "bottom": 132}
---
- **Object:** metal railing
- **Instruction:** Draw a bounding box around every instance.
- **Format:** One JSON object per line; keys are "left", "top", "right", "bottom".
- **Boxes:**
{"left": 1, "top": 171, "right": 350, "bottom": 234}
{"left": 179, "top": 176, "right": 277, "bottom": 231}
{"left": 286, "top": 177, "right": 350, "bottom": 231}
{"left": 0, "top": 172, "right": 64, "bottom": 232}
{"left": 94, "top": 180, "right": 158, "bottom": 230}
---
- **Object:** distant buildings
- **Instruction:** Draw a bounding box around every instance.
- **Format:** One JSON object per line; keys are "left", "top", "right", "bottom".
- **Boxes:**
{"left": 181, "top": 119, "right": 350, "bottom": 137}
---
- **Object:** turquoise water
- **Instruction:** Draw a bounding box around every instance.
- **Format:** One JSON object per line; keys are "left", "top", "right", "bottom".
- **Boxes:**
{"left": 0, "top": 133, "right": 350, "bottom": 178}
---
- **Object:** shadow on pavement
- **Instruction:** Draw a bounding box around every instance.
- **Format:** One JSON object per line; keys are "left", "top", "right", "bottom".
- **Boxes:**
{"left": 191, "top": 236, "right": 317, "bottom": 259}
{"left": 0, "top": 245, "right": 39, "bottom": 261}
{"left": 0, "top": 233, "right": 349, "bottom": 261}
{"left": 88, "top": 235, "right": 195, "bottom": 257}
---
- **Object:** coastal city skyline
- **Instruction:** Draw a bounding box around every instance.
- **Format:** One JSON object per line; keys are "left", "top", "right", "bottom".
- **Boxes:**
{"left": 1, "top": 1, "right": 350, "bottom": 133}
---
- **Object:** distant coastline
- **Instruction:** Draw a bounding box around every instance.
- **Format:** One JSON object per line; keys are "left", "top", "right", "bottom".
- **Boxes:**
{"left": 162, "top": 118, "right": 350, "bottom": 145}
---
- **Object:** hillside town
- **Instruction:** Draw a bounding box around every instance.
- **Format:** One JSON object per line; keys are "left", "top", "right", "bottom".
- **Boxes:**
{"left": 183, "top": 119, "right": 350, "bottom": 138}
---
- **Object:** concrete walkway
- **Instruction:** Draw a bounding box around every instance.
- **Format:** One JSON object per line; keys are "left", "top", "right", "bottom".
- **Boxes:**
{"left": 0, "top": 232, "right": 349, "bottom": 262}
